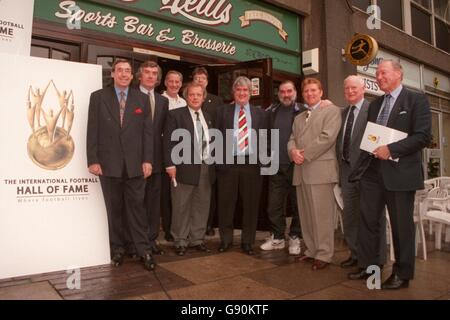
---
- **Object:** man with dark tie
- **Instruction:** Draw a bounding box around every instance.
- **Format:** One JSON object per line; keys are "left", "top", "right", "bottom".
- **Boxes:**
{"left": 138, "top": 61, "right": 169, "bottom": 255}
{"left": 216, "top": 76, "right": 267, "bottom": 255}
{"left": 348, "top": 59, "right": 431, "bottom": 289}
{"left": 192, "top": 67, "right": 224, "bottom": 237}
{"left": 164, "top": 82, "right": 215, "bottom": 256}
{"left": 86, "top": 59, "right": 155, "bottom": 271}
{"left": 337, "top": 75, "right": 386, "bottom": 269}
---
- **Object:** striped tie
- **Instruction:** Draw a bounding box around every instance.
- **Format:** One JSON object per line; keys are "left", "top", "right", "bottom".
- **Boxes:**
{"left": 119, "top": 91, "right": 126, "bottom": 127}
{"left": 238, "top": 106, "right": 249, "bottom": 152}
{"left": 376, "top": 94, "right": 392, "bottom": 126}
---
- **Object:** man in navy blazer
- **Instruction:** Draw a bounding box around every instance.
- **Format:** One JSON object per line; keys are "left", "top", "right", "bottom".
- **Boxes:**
{"left": 215, "top": 76, "right": 268, "bottom": 255}
{"left": 138, "top": 61, "right": 169, "bottom": 255}
{"left": 348, "top": 59, "right": 431, "bottom": 289}
{"left": 86, "top": 59, "right": 156, "bottom": 271}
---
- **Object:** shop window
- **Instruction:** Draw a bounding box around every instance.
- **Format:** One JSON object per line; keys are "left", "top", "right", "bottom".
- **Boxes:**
{"left": 434, "top": 0, "right": 450, "bottom": 22}
{"left": 352, "top": 0, "right": 371, "bottom": 11}
{"left": 31, "top": 46, "right": 49, "bottom": 59}
{"left": 31, "top": 38, "right": 80, "bottom": 62}
{"left": 411, "top": 4, "right": 432, "bottom": 43}
{"left": 378, "top": 0, "right": 403, "bottom": 30}
{"left": 435, "top": 18, "right": 450, "bottom": 53}
{"left": 412, "top": 0, "right": 431, "bottom": 9}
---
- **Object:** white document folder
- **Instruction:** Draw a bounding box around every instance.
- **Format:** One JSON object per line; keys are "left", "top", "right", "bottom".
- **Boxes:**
{"left": 360, "top": 121, "right": 408, "bottom": 161}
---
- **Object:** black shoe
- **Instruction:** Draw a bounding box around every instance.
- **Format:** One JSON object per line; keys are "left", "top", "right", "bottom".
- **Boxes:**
{"left": 142, "top": 253, "right": 156, "bottom": 271}
{"left": 218, "top": 242, "right": 231, "bottom": 253}
{"left": 111, "top": 253, "right": 124, "bottom": 267}
{"left": 175, "top": 246, "right": 187, "bottom": 256}
{"left": 340, "top": 256, "right": 358, "bottom": 268}
{"left": 194, "top": 243, "right": 211, "bottom": 253}
{"left": 381, "top": 273, "right": 409, "bottom": 290}
{"left": 348, "top": 268, "right": 371, "bottom": 280}
{"left": 164, "top": 233, "right": 174, "bottom": 242}
{"left": 205, "top": 228, "right": 215, "bottom": 236}
{"left": 150, "top": 244, "right": 165, "bottom": 255}
{"left": 241, "top": 243, "right": 255, "bottom": 256}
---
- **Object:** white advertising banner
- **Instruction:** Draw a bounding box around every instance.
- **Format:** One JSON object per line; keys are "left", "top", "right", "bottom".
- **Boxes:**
{"left": 0, "top": 53, "right": 109, "bottom": 279}
{"left": 0, "top": 0, "right": 34, "bottom": 55}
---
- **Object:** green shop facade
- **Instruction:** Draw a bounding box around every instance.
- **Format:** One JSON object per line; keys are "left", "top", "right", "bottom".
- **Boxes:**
{"left": 32, "top": 0, "right": 304, "bottom": 107}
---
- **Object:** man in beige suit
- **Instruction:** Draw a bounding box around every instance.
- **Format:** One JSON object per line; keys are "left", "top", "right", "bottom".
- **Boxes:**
{"left": 288, "top": 78, "right": 341, "bottom": 270}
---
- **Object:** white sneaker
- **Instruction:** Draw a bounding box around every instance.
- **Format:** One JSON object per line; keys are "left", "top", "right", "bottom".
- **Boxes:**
{"left": 260, "top": 235, "right": 285, "bottom": 251}
{"left": 288, "top": 236, "right": 301, "bottom": 255}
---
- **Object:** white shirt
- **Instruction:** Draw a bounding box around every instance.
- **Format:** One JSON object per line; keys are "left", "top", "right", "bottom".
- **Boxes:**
{"left": 188, "top": 107, "right": 210, "bottom": 161}
{"left": 162, "top": 91, "right": 187, "bottom": 110}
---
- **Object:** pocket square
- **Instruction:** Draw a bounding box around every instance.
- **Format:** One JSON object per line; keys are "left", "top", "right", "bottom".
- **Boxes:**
{"left": 399, "top": 111, "right": 407, "bottom": 115}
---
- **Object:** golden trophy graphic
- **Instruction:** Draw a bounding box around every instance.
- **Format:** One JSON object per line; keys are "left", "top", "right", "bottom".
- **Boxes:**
{"left": 26, "top": 80, "right": 75, "bottom": 170}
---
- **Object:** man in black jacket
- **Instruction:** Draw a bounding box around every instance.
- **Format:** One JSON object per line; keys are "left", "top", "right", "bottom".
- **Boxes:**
{"left": 348, "top": 59, "right": 431, "bottom": 289}
{"left": 260, "top": 80, "right": 304, "bottom": 255}
{"left": 86, "top": 59, "right": 155, "bottom": 271}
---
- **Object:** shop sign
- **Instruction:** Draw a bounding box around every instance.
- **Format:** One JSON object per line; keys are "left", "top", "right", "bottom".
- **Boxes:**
{"left": 34, "top": 0, "right": 301, "bottom": 74}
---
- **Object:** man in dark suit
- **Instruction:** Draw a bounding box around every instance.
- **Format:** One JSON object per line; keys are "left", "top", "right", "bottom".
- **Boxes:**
{"left": 192, "top": 67, "right": 224, "bottom": 237}
{"left": 138, "top": 61, "right": 169, "bottom": 255}
{"left": 86, "top": 59, "right": 155, "bottom": 271}
{"left": 337, "top": 75, "right": 386, "bottom": 269}
{"left": 216, "top": 76, "right": 267, "bottom": 255}
{"left": 260, "top": 80, "right": 304, "bottom": 255}
{"left": 348, "top": 59, "right": 431, "bottom": 289}
{"left": 164, "top": 82, "right": 216, "bottom": 256}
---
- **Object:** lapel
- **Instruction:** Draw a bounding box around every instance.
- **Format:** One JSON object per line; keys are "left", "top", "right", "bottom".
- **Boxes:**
{"left": 122, "top": 88, "right": 135, "bottom": 130}
{"left": 182, "top": 107, "right": 195, "bottom": 146}
{"left": 249, "top": 104, "right": 258, "bottom": 129}
{"left": 154, "top": 93, "right": 161, "bottom": 125}
{"left": 387, "top": 88, "right": 407, "bottom": 127}
{"left": 225, "top": 104, "right": 235, "bottom": 130}
{"left": 337, "top": 106, "right": 349, "bottom": 155}
{"left": 106, "top": 87, "right": 121, "bottom": 126}
{"left": 351, "top": 100, "right": 369, "bottom": 144}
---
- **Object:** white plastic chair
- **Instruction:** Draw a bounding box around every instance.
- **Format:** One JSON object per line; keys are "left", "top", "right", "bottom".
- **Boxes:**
{"left": 423, "top": 191, "right": 450, "bottom": 250}
{"left": 333, "top": 184, "right": 344, "bottom": 234}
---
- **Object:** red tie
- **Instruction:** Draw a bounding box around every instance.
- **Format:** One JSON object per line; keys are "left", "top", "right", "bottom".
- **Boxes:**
{"left": 238, "top": 106, "right": 249, "bottom": 152}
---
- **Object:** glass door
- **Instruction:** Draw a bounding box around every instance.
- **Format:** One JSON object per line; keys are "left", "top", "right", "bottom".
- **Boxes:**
{"left": 424, "top": 111, "right": 443, "bottom": 179}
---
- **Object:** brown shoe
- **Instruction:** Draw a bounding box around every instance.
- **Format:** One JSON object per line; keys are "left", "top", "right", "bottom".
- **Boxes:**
{"left": 312, "top": 259, "right": 329, "bottom": 270}
{"left": 297, "top": 254, "right": 314, "bottom": 263}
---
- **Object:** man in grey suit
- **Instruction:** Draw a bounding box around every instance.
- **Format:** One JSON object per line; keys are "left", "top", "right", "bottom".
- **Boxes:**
{"left": 336, "top": 75, "right": 386, "bottom": 269}
{"left": 288, "top": 78, "right": 341, "bottom": 270}
{"left": 164, "top": 82, "right": 215, "bottom": 256}
{"left": 138, "top": 61, "right": 169, "bottom": 255}
{"left": 87, "top": 59, "right": 155, "bottom": 271}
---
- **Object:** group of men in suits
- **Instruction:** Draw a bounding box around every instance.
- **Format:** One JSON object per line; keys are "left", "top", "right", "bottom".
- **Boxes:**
{"left": 87, "top": 57, "right": 431, "bottom": 290}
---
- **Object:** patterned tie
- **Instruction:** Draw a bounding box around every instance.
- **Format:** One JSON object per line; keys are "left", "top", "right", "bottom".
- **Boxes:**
{"left": 376, "top": 94, "right": 392, "bottom": 126}
{"left": 305, "top": 109, "right": 312, "bottom": 122}
{"left": 149, "top": 91, "right": 155, "bottom": 120}
{"left": 195, "top": 111, "right": 206, "bottom": 159}
{"left": 119, "top": 91, "right": 126, "bottom": 127}
{"left": 342, "top": 105, "right": 356, "bottom": 162}
{"left": 238, "top": 106, "right": 249, "bottom": 152}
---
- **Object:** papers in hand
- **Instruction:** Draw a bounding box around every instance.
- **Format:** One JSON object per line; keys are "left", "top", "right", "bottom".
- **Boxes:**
{"left": 360, "top": 121, "right": 407, "bottom": 162}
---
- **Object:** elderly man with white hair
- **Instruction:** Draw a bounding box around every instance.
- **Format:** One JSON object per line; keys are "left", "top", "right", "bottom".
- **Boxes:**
{"left": 336, "top": 75, "right": 386, "bottom": 270}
